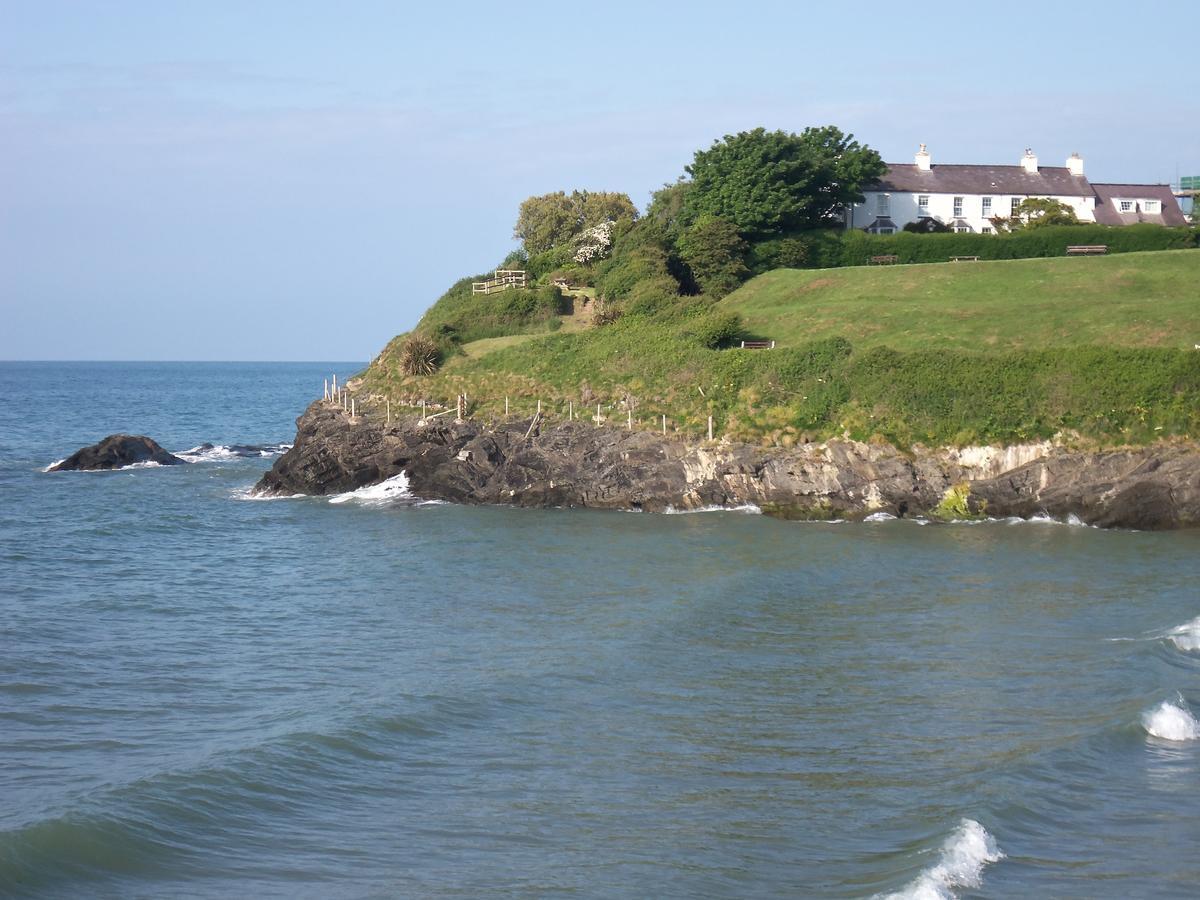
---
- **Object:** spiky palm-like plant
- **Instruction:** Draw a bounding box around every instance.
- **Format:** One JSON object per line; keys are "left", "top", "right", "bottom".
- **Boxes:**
{"left": 399, "top": 335, "right": 440, "bottom": 376}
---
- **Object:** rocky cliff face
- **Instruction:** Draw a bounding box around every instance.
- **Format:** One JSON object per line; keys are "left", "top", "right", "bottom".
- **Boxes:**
{"left": 255, "top": 402, "right": 1200, "bottom": 529}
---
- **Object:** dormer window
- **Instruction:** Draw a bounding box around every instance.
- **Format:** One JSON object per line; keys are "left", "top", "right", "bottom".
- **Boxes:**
{"left": 1119, "top": 200, "right": 1133, "bottom": 212}
{"left": 1144, "top": 200, "right": 1160, "bottom": 213}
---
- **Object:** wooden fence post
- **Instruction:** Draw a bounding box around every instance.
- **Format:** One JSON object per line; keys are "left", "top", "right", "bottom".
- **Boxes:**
{"left": 387, "top": 398, "right": 391, "bottom": 425}
{"left": 569, "top": 400, "right": 574, "bottom": 420}
{"left": 456, "top": 393, "right": 464, "bottom": 422}
{"left": 324, "top": 379, "right": 329, "bottom": 402}
{"left": 662, "top": 414, "right": 666, "bottom": 436}
{"left": 708, "top": 415, "right": 714, "bottom": 441}
{"left": 537, "top": 399, "right": 542, "bottom": 415}
{"left": 421, "top": 399, "right": 426, "bottom": 420}
{"left": 351, "top": 398, "right": 356, "bottom": 418}
{"left": 596, "top": 403, "right": 601, "bottom": 425}
{"left": 627, "top": 409, "right": 632, "bottom": 430}
{"left": 505, "top": 396, "right": 509, "bottom": 416}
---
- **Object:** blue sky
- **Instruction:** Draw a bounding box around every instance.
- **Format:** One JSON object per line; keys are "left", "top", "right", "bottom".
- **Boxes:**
{"left": 2, "top": 0, "right": 1196, "bottom": 360}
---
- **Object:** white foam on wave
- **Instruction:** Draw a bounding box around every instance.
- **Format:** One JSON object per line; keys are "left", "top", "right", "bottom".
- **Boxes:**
{"left": 881, "top": 819, "right": 1004, "bottom": 900}
{"left": 864, "top": 511, "right": 898, "bottom": 522}
{"left": 327, "top": 472, "right": 413, "bottom": 505}
{"left": 1166, "top": 617, "right": 1200, "bottom": 653}
{"left": 1142, "top": 698, "right": 1200, "bottom": 741}
{"left": 40, "top": 459, "right": 66, "bottom": 473}
{"left": 176, "top": 443, "right": 292, "bottom": 462}
{"left": 663, "top": 503, "right": 762, "bottom": 515}
{"left": 231, "top": 486, "right": 304, "bottom": 501}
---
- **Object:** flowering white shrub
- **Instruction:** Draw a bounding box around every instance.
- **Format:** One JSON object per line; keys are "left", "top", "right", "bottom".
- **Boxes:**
{"left": 573, "top": 221, "right": 614, "bottom": 264}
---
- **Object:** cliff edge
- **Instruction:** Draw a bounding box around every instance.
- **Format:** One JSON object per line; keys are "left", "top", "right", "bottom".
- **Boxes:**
{"left": 256, "top": 402, "right": 1200, "bottom": 529}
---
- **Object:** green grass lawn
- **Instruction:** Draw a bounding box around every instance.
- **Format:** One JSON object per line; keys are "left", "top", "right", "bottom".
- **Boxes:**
{"left": 366, "top": 250, "right": 1200, "bottom": 447}
{"left": 721, "top": 250, "right": 1200, "bottom": 352}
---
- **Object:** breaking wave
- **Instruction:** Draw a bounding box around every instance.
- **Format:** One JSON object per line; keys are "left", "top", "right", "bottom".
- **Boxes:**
{"left": 1142, "top": 698, "right": 1200, "bottom": 742}
{"left": 328, "top": 473, "right": 413, "bottom": 506}
{"left": 663, "top": 503, "right": 761, "bottom": 515}
{"left": 881, "top": 819, "right": 1004, "bottom": 900}
{"left": 1166, "top": 617, "right": 1200, "bottom": 653}
{"left": 176, "top": 443, "right": 291, "bottom": 462}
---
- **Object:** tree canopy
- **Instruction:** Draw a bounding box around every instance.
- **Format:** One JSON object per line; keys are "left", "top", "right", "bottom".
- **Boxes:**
{"left": 514, "top": 190, "right": 638, "bottom": 254}
{"left": 680, "top": 127, "right": 885, "bottom": 236}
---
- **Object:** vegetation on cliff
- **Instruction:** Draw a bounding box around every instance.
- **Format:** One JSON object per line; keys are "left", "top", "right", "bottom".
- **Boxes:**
{"left": 360, "top": 125, "right": 1200, "bottom": 449}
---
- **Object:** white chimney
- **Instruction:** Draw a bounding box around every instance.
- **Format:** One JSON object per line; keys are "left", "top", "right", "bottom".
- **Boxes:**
{"left": 1021, "top": 148, "right": 1038, "bottom": 174}
{"left": 1066, "top": 152, "right": 1084, "bottom": 176}
{"left": 915, "top": 143, "right": 931, "bottom": 172}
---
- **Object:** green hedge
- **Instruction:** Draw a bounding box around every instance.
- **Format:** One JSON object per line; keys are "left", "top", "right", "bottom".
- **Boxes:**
{"left": 748, "top": 225, "right": 1198, "bottom": 273}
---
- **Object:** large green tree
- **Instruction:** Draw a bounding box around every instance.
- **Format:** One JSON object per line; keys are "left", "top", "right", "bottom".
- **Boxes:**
{"left": 514, "top": 190, "right": 638, "bottom": 254}
{"left": 680, "top": 126, "right": 885, "bottom": 236}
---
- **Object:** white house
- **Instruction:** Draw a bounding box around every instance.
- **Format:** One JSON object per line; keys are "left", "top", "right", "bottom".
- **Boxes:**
{"left": 850, "top": 146, "right": 1188, "bottom": 234}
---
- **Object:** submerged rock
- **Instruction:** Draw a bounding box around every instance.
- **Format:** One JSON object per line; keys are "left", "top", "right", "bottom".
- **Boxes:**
{"left": 255, "top": 402, "right": 1200, "bottom": 530}
{"left": 49, "top": 434, "right": 185, "bottom": 471}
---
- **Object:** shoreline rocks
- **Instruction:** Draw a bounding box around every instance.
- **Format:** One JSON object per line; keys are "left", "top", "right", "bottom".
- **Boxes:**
{"left": 49, "top": 434, "right": 185, "bottom": 471}
{"left": 255, "top": 402, "right": 1200, "bottom": 530}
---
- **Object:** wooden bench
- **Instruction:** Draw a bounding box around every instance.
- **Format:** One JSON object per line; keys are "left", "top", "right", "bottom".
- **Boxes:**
{"left": 1066, "top": 245, "right": 1108, "bottom": 255}
{"left": 949, "top": 256, "right": 980, "bottom": 262}
{"left": 869, "top": 255, "right": 899, "bottom": 265}
{"left": 739, "top": 340, "right": 776, "bottom": 350}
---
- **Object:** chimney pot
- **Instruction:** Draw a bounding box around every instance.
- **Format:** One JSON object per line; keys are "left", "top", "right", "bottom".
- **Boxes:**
{"left": 1021, "top": 148, "right": 1039, "bottom": 174}
{"left": 915, "top": 143, "right": 931, "bottom": 172}
{"left": 1066, "top": 152, "right": 1084, "bottom": 176}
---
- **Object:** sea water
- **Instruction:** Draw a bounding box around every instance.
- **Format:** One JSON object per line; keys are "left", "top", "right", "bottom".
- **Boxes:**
{"left": 2, "top": 361, "right": 1199, "bottom": 898}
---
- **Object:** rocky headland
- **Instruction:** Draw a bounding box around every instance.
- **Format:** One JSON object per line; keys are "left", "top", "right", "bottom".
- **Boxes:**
{"left": 255, "top": 402, "right": 1200, "bottom": 529}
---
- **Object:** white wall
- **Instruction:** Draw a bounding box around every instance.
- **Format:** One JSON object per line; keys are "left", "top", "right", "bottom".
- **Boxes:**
{"left": 853, "top": 190, "right": 1096, "bottom": 232}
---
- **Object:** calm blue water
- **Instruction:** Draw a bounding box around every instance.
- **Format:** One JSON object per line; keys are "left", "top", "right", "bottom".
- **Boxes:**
{"left": 2, "top": 362, "right": 1199, "bottom": 899}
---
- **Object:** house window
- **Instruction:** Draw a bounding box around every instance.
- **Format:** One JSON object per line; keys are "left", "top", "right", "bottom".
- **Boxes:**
{"left": 1144, "top": 200, "right": 1160, "bottom": 213}
{"left": 1011, "top": 197, "right": 1021, "bottom": 215}
{"left": 954, "top": 226, "right": 970, "bottom": 233}
{"left": 1119, "top": 200, "right": 1133, "bottom": 212}
{"left": 876, "top": 194, "right": 889, "bottom": 216}
{"left": 982, "top": 196, "right": 993, "bottom": 217}
{"left": 982, "top": 226, "right": 993, "bottom": 234}
{"left": 877, "top": 227, "right": 895, "bottom": 235}
{"left": 953, "top": 197, "right": 964, "bottom": 217}
{"left": 918, "top": 195, "right": 930, "bottom": 215}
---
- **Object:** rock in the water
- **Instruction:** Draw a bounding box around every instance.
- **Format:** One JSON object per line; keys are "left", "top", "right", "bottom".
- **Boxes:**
{"left": 49, "top": 434, "right": 185, "bottom": 471}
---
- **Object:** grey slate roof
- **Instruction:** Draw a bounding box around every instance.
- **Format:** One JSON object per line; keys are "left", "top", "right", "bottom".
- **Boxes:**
{"left": 867, "top": 163, "right": 1094, "bottom": 197}
{"left": 1091, "top": 183, "right": 1188, "bottom": 227}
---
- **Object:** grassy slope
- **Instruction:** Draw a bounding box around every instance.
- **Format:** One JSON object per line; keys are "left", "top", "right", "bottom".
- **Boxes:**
{"left": 364, "top": 250, "right": 1200, "bottom": 447}
{"left": 723, "top": 250, "right": 1200, "bottom": 352}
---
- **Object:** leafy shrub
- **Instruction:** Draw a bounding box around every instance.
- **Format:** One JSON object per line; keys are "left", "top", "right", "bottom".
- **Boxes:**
{"left": 688, "top": 311, "right": 744, "bottom": 349}
{"left": 677, "top": 216, "right": 750, "bottom": 298}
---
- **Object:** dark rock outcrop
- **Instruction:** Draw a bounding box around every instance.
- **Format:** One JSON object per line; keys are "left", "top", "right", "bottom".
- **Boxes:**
{"left": 49, "top": 434, "right": 185, "bottom": 471}
{"left": 255, "top": 402, "right": 1200, "bottom": 529}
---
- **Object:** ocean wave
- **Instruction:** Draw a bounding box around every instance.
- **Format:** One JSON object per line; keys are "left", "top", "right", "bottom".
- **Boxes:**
{"left": 230, "top": 486, "right": 305, "bottom": 501}
{"left": 1142, "top": 698, "right": 1199, "bottom": 741}
{"left": 663, "top": 503, "right": 762, "bottom": 515}
{"left": 176, "top": 442, "right": 292, "bottom": 463}
{"left": 1166, "top": 616, "right": 1200, "bottom": 653}
{"left": 880, "top": 819, "right": 1004, "bottom": 900}
{"left": 41, "top": 459, "right": 167, "bottom": 473}
{"left": 328, "top": 473, "right": 413, "bottom": 505}
{"left": 0, "top": 697, "right": 489, "bottom": 890}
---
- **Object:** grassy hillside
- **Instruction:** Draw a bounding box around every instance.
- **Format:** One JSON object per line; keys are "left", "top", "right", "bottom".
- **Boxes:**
{"left": 362, "top": 250, "right": 1200, "bottom": 448}
{"left": 723, "top": 251, "right": 1200, "bottom": 352}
